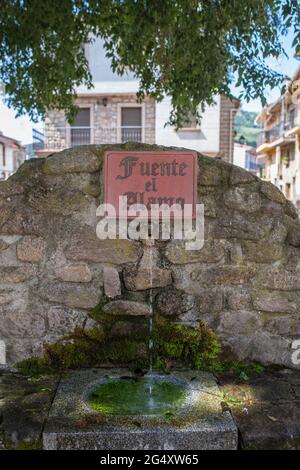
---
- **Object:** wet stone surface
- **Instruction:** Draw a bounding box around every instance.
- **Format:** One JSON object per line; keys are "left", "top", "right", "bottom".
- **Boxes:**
{"left": 0, "top": 368, "right": 59, "bottom": 449}
{"left": 217, "top": 368, "right": 300, "bottom": 450}
{"left": 1, "top": 367, "right": 300, "bottom": 450}
{"left": 43, "top": 368, "right": 237, "bottom": 450}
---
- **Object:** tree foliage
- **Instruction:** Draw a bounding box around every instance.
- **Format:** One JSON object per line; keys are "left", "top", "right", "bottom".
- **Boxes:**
{"left": 0, "top": 0, "right": 299, "bottom": 126}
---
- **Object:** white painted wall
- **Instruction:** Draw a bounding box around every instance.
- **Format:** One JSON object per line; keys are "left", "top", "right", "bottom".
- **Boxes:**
{"left": 87, "top": 37, "right": 136, "bottom": 82}
{"left": 234, "top": 144, "right": 257, "bottom": 171}
{"left": 77, "top": 37, "right": 222, "bottom": 153}
{"left": 155, "top": 96, "right": 220, "bottom": 153}
{"left": 0, "top": 145, "right": 14, "bottom": 179}
{"left": 269, "top": 159, "right": 278, "bottom": 184}
{"left": 233, "top": 145, "right": 246, "bottom": 168}
{"left": 77, "top": 37, "right": 139, "bottom": 95}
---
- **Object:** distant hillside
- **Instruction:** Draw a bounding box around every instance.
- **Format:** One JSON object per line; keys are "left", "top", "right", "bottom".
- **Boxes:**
{"left": 235, "top": 110, "right": 260, "bottom": 148}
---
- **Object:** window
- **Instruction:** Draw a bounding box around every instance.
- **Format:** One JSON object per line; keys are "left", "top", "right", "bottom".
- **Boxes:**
{"left": 121, "top": 107, "right": 142, "bottom": 142}
{"left": 70, "top": 108, "right": 91, "bottom": 146}
{"left": 287, "top": 108, "right": 295, "bottom": 129}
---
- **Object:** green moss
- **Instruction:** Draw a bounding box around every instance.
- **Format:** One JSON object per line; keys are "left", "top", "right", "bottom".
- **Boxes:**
{"left": 0, "top": 431, "right": 42, "bottom": 450}
{"left": 215, "top": 360, "right": 265, "bottom": 379}
{"left": 17, "top": 439, "right": 43, "bottom": 450}
{"left": 89, "top": 299, "right": 110, "bottom": 323}
{"left": 152, "top": 319, "right": 221, "bottom": 371}
{"left": 88, "top": 377, "right": 186, "bottom": 416}
{"left": 16, "top": 301, "right": 223, "bottom": 376}
{"left": 16, "top": 327, "right": 149, "bottom": 376}
{"left": 16, "top": 357, "right": 51, "bottom": 377}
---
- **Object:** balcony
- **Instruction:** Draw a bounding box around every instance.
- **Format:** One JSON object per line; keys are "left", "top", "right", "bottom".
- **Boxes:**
{"left": 32, "top": 128, "right": 45, "bottom": 151}
{"left": 284, "top": 110, "right": 300, "bottom": 137}
{"left": 256, "top": 125, "right": 281, "bottom": 148}
{"left": 256, "top": 121, "right": 295, "bottom": 153}
{"left": 33, "top": 125, "right": 145, "bottom": 154}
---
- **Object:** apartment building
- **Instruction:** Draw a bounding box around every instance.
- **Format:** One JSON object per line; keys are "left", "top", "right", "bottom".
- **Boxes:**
{"left": 256, "top": 67, "right": 300, "bottom": 212}
{"left": 0, "top": 131, "right": 25, "bottom": 180}
{"left": 35, "top": 38, "right": 239, "bottom": 163}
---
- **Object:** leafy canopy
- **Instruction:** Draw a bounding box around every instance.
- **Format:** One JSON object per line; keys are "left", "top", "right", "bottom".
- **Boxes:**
{"left": 0, "top": 0, "right": 299, "bottom": 126}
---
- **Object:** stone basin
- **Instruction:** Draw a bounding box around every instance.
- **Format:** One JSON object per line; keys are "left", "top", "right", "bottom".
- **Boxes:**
{"left": 43, "top": 369, "right": 238, "bottom": 450}
{"left": 87, "top": 374, "right": 187, "bottom": 416}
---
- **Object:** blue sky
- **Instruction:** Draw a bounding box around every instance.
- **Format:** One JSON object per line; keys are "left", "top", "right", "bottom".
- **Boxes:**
{"left": 0, "top": 30, "right": 299, "bottom": 145}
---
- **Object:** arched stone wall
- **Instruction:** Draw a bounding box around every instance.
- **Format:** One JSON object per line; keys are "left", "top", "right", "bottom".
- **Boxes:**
{"left": 0, "top": 143, "right": 300, "bottom": 368}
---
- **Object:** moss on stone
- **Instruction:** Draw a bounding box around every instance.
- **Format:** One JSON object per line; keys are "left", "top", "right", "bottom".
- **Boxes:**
{"left": 16, "top": 319, "right": 221, "bottom": 375}
{"left": 88, "top": 377, "right": 186, "bottom": 416}
{"left": 215, "top": 360, "right": 265, "bottom": 379}
{"left": 89, "top": 298, "right": 111, "bottom": 323}
{"left": 16, "top": 299, "right": 222, "bottom": 376}
{"left": 104, "top": 339, "right": 148, "bottom": 367}
{"left": 16, "top": 328, "right": 149, "bottom": 375}
{"left": 16, "top": 357, "right": 52, "bottom": 377}
{"left": 16, "top": 318, "right": 264, "bottom": 381}
{"left": 11, "top": 158, "right": 44, "bottom": 179}
{"left": 17, "top": 439, "right": 43, "bottom": 450}
{"left": 152, "top": 319, "right": 222, "bottom": 371}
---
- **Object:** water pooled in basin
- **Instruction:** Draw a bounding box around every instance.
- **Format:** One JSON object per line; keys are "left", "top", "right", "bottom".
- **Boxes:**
{"left": 88, "top": 376, "right": 186, "bottom": 416}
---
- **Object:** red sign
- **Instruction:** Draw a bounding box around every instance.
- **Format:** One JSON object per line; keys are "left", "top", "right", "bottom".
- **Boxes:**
{"left": 104, "top": 151, "right": 197, "bottom": 218}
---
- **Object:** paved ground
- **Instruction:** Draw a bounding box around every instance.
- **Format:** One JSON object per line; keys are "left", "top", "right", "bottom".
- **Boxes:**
{"left": 217, "top": 368, "right": 300, "bottom": 449}
{"left": 1, "top": 367, "right": 300, "bottom": 450}
{"left": 0, "top": 369, "right": 59, "bottom": 449}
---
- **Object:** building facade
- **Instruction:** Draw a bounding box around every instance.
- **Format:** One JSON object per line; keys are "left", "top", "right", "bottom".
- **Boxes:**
{"left": 233, "top": 143, "right": 259, "bottom": 174}
{"left": 256, "top": 67, "right": 300, "bottom": 212}
{"left": 36, "top": 38, "right": 239, "bottom": 162}
{"left": 0, "top": 131, "right": 25, "bottom": 180}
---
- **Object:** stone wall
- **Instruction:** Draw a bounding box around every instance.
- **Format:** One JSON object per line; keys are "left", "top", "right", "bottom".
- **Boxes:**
{"left": 219, "top": 96, "right": 239, "bottom": 163}
{"left": 0, "top": 143, "right": 300, "bottom": 368}
{"left": 45, "top": 96, "right": 156, "bottom": 150}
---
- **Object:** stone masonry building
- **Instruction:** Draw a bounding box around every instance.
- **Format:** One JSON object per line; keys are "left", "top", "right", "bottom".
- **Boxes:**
{"left": 35, "top": 38, "right": 239, "bottom": 163}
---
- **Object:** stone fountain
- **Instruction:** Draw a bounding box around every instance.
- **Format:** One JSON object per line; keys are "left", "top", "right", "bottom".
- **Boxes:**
{"left": 0, "top": 143, "right": 299, "bottom": 449}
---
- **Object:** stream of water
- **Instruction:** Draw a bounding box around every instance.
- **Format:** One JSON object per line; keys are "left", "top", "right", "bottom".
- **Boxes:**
{"left": 148, "top": 240, "right": 154, "bottom": 403}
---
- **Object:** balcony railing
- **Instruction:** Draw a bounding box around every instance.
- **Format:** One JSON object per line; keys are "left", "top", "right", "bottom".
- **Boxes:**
{"left": 121, "top": 126, "right": 142, "bottom": 142}
{"left": 32, "top": 128, "right": 45, "bottom": 151}
{"left": 257, "top": 125, "right": 282, "bottom": 147}
{"left": 33, "top": 125, "right": 147, "bottom": 152}
{"left": 285, "top": 108, "right": 300, "bottom": 130}
{"left": 256, "top": 118, "right": 298, "bottom": 148}
{"left": 70, "top": 127, "right": 91, "bottom": 146}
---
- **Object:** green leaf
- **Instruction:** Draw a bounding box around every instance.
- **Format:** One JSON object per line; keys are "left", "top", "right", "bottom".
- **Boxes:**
{"left": 0, "top": 0, "right": 298, "bottom": 126}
